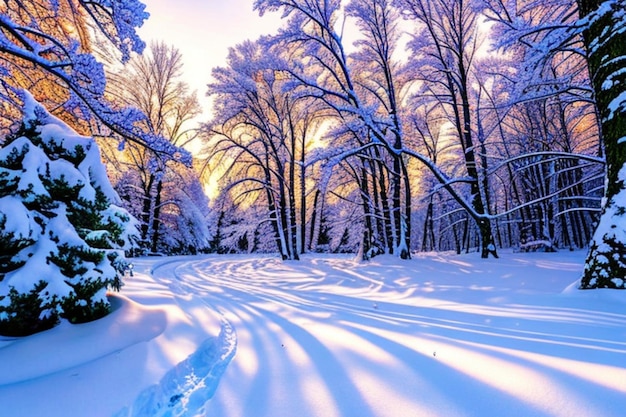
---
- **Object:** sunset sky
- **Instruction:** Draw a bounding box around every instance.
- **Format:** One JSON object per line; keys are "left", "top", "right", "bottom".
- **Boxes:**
{"left": 138, "top": 0, "right": 282, "bottom": 118}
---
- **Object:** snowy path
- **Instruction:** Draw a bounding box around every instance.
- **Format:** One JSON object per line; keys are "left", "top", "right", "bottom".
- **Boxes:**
{"left": 150, "top": 253, "right": 626, "bottom": 417}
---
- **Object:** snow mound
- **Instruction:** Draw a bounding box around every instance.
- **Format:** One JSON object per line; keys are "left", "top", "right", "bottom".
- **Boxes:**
{"left": 0, "top": 295, "right": 166, "bottom": 385}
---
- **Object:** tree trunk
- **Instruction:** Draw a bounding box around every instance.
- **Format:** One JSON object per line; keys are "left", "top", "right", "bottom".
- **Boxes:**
{"left": 422, "top": 197, "right": 435, "bottom": 252}
{"left": 360, "top": 167, "right": 374, "bottom": 260}
{"left": 369, "top": 153, "right": 386, "bottom": 253}
{"left": 392, "top": 151, "right": 403, "bottom": 255}
{"left": 300, "top": 127, "right": 307, "bottom": 255}
{"left": 278, "top": 181, "right": 291, "bottom": 260}
{"left": 308, "top": 189, "right": 321, "bottom": 251}
{"left": 288, "top": 117, "right": 300, "bottom": 261}
{"left": 578, "top": 0, "right": 626, "bottom": 288}
{"left": 399, "top": 156, "right": 412, "bottom": 259}
{"left": 374, "top": 151, "right": 393, "bottom": 254}
{"left": 140, "top": 174, "right": 155, "bottom": 246}
{"left": 460, "top": 83, "right": 496, "bottom": 258}
{"left": 265, "top": 171, "right": 286, "bottom": 260}
{"left": 150, "top": 179, "right": 163, "bottom": 254}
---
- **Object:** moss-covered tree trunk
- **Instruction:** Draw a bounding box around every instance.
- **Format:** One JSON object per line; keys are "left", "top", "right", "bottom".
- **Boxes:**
{"left": 578, "top": 0, "right": 626, "bottom": 288}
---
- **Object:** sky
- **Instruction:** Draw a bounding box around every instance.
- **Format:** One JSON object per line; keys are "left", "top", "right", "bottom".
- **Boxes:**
{"left": 137, "top": 0, "right": 282, "bottom": 120}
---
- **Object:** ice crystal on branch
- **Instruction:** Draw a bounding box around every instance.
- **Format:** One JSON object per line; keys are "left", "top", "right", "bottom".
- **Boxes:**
{"left": 0, "top": 0, "right": 190, "bottom": 165}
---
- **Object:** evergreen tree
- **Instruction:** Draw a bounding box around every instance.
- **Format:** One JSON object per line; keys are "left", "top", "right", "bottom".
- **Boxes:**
{"left": 0, "top": 94, "right": 138, "bottom": 336}
{"left": 577, "top": 0, "right": 626, "bottom": 289}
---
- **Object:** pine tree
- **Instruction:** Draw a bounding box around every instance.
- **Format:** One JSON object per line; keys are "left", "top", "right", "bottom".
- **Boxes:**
{"left": 577, "top": 0, "right": 626, "bottom": 289}
{"left": 0, "top": 94, "right": 138, "bottom": 336}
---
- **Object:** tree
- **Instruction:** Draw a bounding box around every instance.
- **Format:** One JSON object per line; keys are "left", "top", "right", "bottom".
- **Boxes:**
{"left": 207, "top": 41, "right": 325, "bottom": 260}
{"left": 105, "top": 41, "right": 203, "bottom": 254}
{"left": 255, "top": 0, "right": 529, "bottom": 259}
{"left": 396, "top": 0, "right": 501, "bottom": 258}
{"left": 0, "top": 95, "right": 137, "bottom": 336}
{"left": 112, "top": 161, "right": 212, "bottom": 255}
{"left": 0, "top": 1, "right": 193, "bottom": 334}
{"left": 254, "top": 0, "right": 417, "bottom": 259}
{"left": 158, "top": 168, "right": 212, "bottom": 254}
{"left": 0, "top": 0, "right": 188, "bottom": 163}
{"left": 237, "top": 0, "right": 608, "bottom": 260}
{"left": 347, "top": 0, "right": 413, "bottom": 258}
{"left": 405, "top": 103, "right": 462, "bottom": 252}
{"left": 577, "top": 0, "right": 626, "bottom": 288}
{"left": 476, "top": 0, "right": 604, "bottom": 253}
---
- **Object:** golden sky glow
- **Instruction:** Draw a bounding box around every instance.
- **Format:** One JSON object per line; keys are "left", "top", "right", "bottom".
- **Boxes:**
{"left": 138, "top": 0, "right": 281, "bottom": 119}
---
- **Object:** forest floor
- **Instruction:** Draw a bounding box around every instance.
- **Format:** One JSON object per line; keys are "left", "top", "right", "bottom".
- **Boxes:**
{"left": 0, "top": 250, "right": 625, "bottom": 417}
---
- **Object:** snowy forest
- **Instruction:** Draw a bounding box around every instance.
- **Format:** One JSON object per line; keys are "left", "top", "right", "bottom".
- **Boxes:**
{"left": 0, "top": 0, "right": 625, "bottom": 336}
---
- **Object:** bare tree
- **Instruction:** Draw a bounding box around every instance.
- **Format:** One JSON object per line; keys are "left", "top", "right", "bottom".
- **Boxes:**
{"left": 0, "top": 0, "right": 186, "bottom": 162}
{"left": 395, "top": 0, "right": 501, "bottom": 257}
{"left": 206, "top": 41, "right": 325, "bottom": 260}
{"left": 254, "top": 0, "right": 417, "bottom": 258}
{"left": 106, "top": 41, "right": 203, "bottom": 254}
{"left": 468, "top": 0, "right": 603, "bottom": 252}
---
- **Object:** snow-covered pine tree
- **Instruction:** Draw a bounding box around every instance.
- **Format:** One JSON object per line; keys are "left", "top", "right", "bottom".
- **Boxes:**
{"left": 578, "top": 0, "right": 626, "bottom": 289}
{"left": 0, "top": 94, "right": 138, "bottom": 336}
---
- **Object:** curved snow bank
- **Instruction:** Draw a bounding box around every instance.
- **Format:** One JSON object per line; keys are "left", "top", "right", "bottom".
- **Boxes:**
{"left": 114, "top": 318, "right": 237, "bottom": 417}
{"left": 0, "top": 295, "right": 166, "bottom": 385}
{"left": 562, "top": 275, "right": 626, "bottom": 301}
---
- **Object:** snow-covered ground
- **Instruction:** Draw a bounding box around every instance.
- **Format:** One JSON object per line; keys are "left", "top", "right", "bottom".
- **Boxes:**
{"left": 0, "top": 250, "right": 624, "bottom": 417}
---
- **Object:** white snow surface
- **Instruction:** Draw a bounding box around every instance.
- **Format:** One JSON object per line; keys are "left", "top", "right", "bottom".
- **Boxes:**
{"left": 0, "top": 250, "right": 625, "bottom": 417}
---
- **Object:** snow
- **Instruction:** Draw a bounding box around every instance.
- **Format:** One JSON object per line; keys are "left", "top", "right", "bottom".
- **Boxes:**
{"left": 0, "top": 195, "right": 36, "bottom": 240}
{"left": 586, "top": 164, "right": 626, "bottom": 267}
{"left": 0, "top": 251, "right": 625, "bottom": 417}
{"left": 0, "top": 94, "right": 140, "bottom": 326}
{"left": 21, "top": 92, "right": 121, "bottom": 204}
{"left": 606, "top": 89, "right": 626, "bottom": 122}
